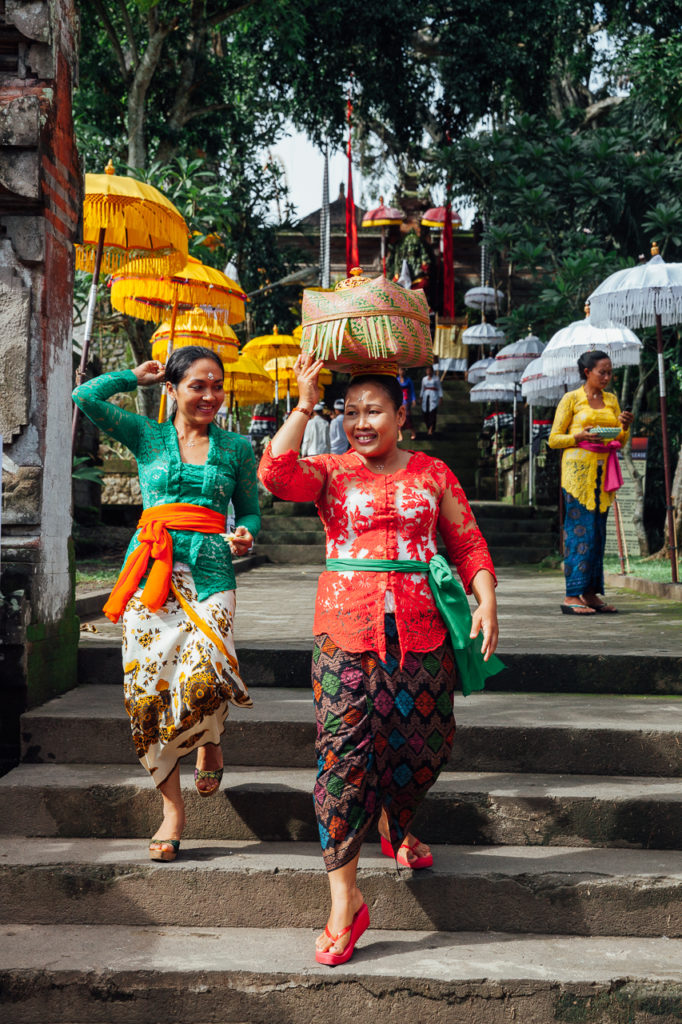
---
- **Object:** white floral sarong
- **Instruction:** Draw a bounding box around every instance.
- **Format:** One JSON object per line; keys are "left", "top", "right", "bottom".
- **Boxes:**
{"left": 121, "top": 563, "right": 251, "bottom": 786}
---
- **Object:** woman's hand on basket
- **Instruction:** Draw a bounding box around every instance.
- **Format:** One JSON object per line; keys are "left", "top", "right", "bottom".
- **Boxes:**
{"left": 574, "top": 428, "right": 599, "bottom": 443}
{"left": 228, "top": 526, "right": 253, "bottom": 557}
{"left": 133, "top": 361, "right": 165, "bottom": 387}
{"left": 294, "top": 353, "right": 325, "bottom": 410}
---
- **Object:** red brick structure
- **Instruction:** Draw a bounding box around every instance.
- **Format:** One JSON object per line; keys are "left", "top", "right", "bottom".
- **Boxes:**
{"left": 0, "top": 0, "right": 80, "bottom": 770}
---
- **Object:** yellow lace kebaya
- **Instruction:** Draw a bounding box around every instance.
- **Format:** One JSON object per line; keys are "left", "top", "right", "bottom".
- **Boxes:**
{"left": 548, "top": 387, "right": 630, "bottom": 512}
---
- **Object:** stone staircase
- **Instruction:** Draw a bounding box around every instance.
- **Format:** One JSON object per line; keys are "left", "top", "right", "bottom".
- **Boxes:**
{"left": 2, "top": 595, "right": 682, "bottom": 1021}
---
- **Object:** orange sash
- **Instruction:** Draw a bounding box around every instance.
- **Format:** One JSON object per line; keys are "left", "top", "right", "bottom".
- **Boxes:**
{"left": 103, "top": 503, "right": 227, "bottom": 623}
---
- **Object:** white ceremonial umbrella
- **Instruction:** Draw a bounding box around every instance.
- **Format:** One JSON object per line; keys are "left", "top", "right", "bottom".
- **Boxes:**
{"left": 521, "top": 358, "right": 580, "bottom": 507}
{"left": 464, "top": 285, "right": 505, "bottom": 312}
{"left": 588, "top": 243, "right": 681, "bottom": 582}
{"left": 467, "top": 357, "right": 495, "bottom": 384}
{"left": 543, "top": 307, "right": 642, "bottom": 374}
{"left": 470, "top": 377, "right": 517, "bottom": 502}
{"left": 462, "top": 318, "right": 506, "bottom": 346}
{"left": 487, "top": 333, "right": 545, "bottom": 376}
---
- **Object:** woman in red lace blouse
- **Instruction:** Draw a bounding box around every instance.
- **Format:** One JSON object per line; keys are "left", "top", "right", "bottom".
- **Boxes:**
{"left": 259, "top": 355, "right": 498, "bottom": 966}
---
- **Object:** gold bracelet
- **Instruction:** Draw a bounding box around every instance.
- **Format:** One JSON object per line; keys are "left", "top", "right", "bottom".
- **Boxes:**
{"left": 292, "top": 406, "right": 312, "bottom": 417}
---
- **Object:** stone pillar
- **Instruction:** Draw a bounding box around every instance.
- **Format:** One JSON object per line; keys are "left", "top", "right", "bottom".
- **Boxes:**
{"left": 0, "top": 0, "right": 80, "bottom": 770}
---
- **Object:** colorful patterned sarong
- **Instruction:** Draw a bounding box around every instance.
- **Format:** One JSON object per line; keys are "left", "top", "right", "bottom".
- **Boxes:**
{"left": 563, "top": 466, "right": 608, "bottom": 597}
{"left": 121, "top": 563, "right": 251, "bottom": 786}
{"left": 313, "top": 614, "right": 456, "bottom": 872}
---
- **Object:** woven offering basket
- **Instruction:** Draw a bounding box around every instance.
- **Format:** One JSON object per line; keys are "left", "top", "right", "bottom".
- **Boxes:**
{"left": 300, "top": 270, "right": 433, "bottom": 373}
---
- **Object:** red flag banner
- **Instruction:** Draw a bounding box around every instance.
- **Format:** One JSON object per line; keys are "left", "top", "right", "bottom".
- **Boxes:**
{"left": 346, "top": 98, "right": 359, "bottom": 274}
{"left": 442, "top": 197, "right": 455, "bottom": 320}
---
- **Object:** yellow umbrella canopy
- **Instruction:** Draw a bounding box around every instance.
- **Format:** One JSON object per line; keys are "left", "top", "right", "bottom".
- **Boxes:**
{"left": 76, "top": 160, "right": 189, "bottom": 275}
{"left": 263, "top": 354, "right": 332, "bottom": 387}
{"left": 110, "top": 255, "right": 247, "bottom": 326}
{"left": 223, "top": 353, "right": 275, "bottom": 404}
{"left": 150, "top": 308, "right": 239, "bottom": 365}
{"left": 241, "top": 325, "right": 300, "bottom": 363}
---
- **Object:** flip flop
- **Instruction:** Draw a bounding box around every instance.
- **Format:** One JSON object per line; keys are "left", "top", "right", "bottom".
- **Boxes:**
{"left": 149, "top": 838, "right": 180, "bottom": 862}
{"left": 381, "top": 834, "right": 434, "bottom": 869}
{"left": 560, "top": 603, "right": 596, "bottom": 615}
{"left": 194, "top": 767, "right": 223, "bottom": 796}
{"left": 315, "top": 903, "right": 370, "bottom": 966}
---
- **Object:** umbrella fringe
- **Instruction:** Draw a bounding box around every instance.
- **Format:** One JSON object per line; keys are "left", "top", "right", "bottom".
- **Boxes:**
{"left": 591, "top": 289, "right": 682, "bottom": 329}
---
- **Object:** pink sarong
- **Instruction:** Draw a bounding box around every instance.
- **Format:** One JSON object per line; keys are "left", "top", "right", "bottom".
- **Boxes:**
{"left": 577, "top": 440, "right": 623, "bottom": 493}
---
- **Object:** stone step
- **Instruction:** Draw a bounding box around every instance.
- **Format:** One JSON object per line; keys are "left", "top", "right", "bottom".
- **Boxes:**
{"left": 3, "top": 763, "right": 682, "bottom": 848}
{"left": 20, "top": 687, "right": 682, "bottom": 778}
{"left": 258, "top": 542, "right": 325, "bottom": 563}
{"left": 2, "top": 839, "right": 681, "bottom": 937}
{"left": 2, "top": 924, "right": 681, "bottom": 1023}
{"left": 76, "top": 639, "right": 682, "bottom": 695}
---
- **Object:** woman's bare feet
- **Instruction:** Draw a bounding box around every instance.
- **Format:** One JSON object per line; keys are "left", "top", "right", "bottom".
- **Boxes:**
{"left": 315, "top": 886, "right": 365, "bottom": 957}
{"left": 195, "top": 741, "right": 224, "bottom": 794}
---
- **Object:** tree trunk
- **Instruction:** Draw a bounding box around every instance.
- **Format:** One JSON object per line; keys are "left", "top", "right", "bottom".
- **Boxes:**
{"left": 621, "top": 366, "right": 649, "bottom": 556}
{"left": 649, "top": 444, "right": 682, "bottom": 561}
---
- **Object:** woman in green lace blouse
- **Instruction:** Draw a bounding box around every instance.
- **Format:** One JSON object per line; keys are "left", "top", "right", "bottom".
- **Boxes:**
{"left": 72, "top": 347, "right": 260, "bottom": 861}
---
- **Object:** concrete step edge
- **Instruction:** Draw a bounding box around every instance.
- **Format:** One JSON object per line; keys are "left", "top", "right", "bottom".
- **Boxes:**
{"left": 2, "top": 840, "right": 681, "bottom": 936}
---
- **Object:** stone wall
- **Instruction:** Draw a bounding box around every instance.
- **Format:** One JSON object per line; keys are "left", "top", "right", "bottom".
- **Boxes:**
{"left": 0, "top": 0, "right": 80, "bottom": 771}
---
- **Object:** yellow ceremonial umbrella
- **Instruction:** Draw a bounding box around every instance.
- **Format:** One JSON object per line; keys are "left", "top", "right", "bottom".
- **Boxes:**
{"left": 222, "top": 353, "right": 275, "bottom": 431}
{"left": 72, "top": 160, "right": 190, "bottom": 448}
{"left": 150, "top": 307, "right": 239, "bottom": 367}
{"left": 263, "top": 355, "right": 332, "bottom": 413}
{"left": 110, "top": 256, "right": 247, "bottom": 420}
{"left": 242, "top": 326, "right": 300, "bottom": 413}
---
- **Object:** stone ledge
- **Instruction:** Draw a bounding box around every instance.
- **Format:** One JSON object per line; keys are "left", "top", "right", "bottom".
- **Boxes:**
{"left": 605, "top": 571, "right": 682, "bottom": 602}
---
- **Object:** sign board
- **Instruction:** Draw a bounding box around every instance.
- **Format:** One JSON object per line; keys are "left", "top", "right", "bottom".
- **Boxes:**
{"left": 604, "top": 438, "right": 648, "bottom": 557}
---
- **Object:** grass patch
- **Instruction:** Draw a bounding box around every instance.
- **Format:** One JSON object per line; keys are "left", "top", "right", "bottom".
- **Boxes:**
{"left": 75, "top": 558, "right": 120, "bottom": 589}
{"left": 604, "top": 555, "right": 678, "bottom": 583}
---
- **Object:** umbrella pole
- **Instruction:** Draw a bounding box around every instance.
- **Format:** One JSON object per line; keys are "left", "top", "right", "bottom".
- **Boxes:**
{"left": 275, "top": 358, "right": 280, "bottom": 429}
{"left": 381, "top": 226, "right": 386, "bottom": 277}
{"left": 512, "top": 388, "right": 517, "bottom": 506}
{"left": 654, "top": 313, "right": 678, "bottom": 583}
{"left": 228, "top": 389, "right": 234, "bottom": 432}
{"left": 158, "top": 285, "right": 179, "bottom": 423}
{"left": 286, "top": 379, "right": 291, "bottom": 414}
{"left": 612, "top": 496, "right": 627, "bottom": 575}
{"left": 494, "top": 403, "right": 499, "bottom": 501}
{"left": 72, "top": 226, "right": 106, "bottom": 452}
{"left": 528, "top": 403, "right": 533, "bottom": 506}
{"left": 235, "top": 399, "right": 240, "bottom": 434}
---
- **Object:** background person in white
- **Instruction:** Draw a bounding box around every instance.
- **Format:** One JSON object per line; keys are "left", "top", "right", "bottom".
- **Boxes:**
{"left": 420, "top": 366, "right": 443, "bottom": 436}
{"left": 301, "top": 401, "right": 331, "bottom": 456}
{"left": 330, "top": 398, "right": 350, "bottom": 454}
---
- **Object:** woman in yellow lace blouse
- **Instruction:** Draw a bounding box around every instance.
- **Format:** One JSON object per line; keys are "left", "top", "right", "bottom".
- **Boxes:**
{"left": 549, "top": 350, "right": 633, "bottom": 615}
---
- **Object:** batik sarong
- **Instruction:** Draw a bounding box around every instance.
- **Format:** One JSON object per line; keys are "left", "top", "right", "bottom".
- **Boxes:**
{"left": 313, "top": 613, "right": 456, "bottom": 872}
{"left": 121, "top": 563, "right": 251, "bottom": 786}
{"left": 563, "top": 467, "right": 608, "bottom": 597}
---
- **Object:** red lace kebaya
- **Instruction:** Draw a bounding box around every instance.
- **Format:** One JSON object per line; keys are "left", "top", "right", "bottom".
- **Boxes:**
{"left": 258, "top": 445, "right": 496, "bottom": 663}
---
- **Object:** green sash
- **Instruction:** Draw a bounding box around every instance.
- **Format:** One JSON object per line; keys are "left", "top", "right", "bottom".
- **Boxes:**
{"left": 325, "top": 555, "right": 504, "bottom": 697}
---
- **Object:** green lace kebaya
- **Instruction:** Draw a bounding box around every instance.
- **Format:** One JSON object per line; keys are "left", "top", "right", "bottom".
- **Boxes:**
{"left": 72, "top": 370, "right": 260, "bottom": 599}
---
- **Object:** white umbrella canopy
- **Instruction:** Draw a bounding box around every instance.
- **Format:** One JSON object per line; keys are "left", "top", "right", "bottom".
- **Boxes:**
{"left": 487, "top": 334, "right": 544, "bottom": 376}
{"left": 588, "top": 244, "right": 681, "bottom": 583}
{"left": 542, "top": 312, "right": 642, "bottom": 373}
{"left": 462, "top": 319, "right": 506, "bottom": 345}
{"left": 470, "top": 378, "right": 517, "bottom": 403}
{"left": 588, "top": 250, "right": 682, "bottom": 328}
{"left": 467, "top": 356, "right": 494, "bottom": 384}
{"left": 464, "top": 285, "right": 505, "bottom": 312}
{"left": 521, "top": 357, "right": 579, "bottom": 401}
